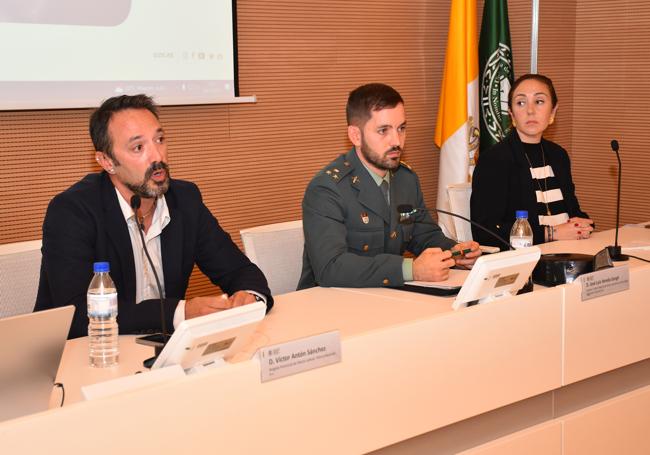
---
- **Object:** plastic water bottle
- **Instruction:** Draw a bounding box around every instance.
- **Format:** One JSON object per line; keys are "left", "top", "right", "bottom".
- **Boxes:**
{"left": 87, "top": 261, "right": 119, "bottom": 367}
{"left": 510, "top": 210, "right": 534, "bottom": 293}
{"left": 510, "top": 210, "right": 534, "bottom": 249}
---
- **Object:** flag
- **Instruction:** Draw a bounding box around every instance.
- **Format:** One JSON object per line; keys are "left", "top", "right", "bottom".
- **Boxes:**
{"left": 479, "top": 0, "right": 514, "bottom": 153}
{"left": 435, "top": 0, "right": 479, "bottom": 239}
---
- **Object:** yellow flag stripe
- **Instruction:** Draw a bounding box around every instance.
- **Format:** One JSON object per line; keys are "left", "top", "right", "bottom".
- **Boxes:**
{"left": 434, "top": 0, "right": 478, "bottom": 147}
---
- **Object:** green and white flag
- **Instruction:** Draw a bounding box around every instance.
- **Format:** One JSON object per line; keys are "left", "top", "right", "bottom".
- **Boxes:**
{"left": 479, "top": 0, "right": 514, "bottom": 154}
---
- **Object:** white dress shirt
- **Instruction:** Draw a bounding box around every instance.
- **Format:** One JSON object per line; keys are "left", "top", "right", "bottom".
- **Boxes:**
{"left": 115, "top": 190, "right": 189, "bottom": 328}
{"left": 115, "top": 189, "right": 266, "bottom": 329}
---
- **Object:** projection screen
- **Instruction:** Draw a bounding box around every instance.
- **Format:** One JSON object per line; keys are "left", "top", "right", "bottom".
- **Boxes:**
{"left": 0, "top": 0, "right": 241, "bottom": 110}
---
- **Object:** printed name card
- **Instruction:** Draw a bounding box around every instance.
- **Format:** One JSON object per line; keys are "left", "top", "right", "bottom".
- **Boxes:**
{"left": 580, "top": 264, "right": 630, "bottom": 301}
{"left": 259, "top": 331, "right": 341, "bottom": 383}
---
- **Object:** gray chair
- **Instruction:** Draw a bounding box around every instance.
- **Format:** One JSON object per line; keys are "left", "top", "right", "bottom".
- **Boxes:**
{"left": 240, "top": 220, "right": 304, "bottom": 296}
{"left": 0, "top": 240, "right": 42, "bottom": 317}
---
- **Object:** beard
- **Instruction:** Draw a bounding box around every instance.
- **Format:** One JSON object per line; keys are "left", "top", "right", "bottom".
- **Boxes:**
{"left": 359, "top": 137, "right": 402, "bottom": 171}
{"left": 124, "top": 161, "right": 171, "bottom": 199}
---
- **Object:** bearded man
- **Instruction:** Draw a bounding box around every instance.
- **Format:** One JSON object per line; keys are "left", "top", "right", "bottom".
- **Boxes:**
{"left": 36, "top": 94, "right": 272, "bottom": 338}
{"left": 298, "top": 83, "right": 480, "bottom": 290}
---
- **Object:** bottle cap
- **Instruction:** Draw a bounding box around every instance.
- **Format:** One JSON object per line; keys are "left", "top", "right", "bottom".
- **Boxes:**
{"left": 515, "top": 210, "right": 528, "bottom": 219}
{"left": 93, "top": 262, "right": 110, "bottom": 273}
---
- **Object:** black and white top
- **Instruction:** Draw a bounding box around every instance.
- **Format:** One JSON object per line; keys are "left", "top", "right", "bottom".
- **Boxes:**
{"left": 471, "top": 131, "right": 589, "bottom": 245}
{"left": 522, "top": 142, "right": 569, "bottom": 228}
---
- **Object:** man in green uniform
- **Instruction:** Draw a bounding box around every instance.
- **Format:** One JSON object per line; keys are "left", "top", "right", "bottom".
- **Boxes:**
{"left": 298, "top": 83, "right": 480, "bottom": 290}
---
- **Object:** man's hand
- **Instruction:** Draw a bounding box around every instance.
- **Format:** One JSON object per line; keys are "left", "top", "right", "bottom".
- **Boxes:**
{"left": 413, "top": 248, "right": 456, "bottom": 282}
{"left": 185, "top": 291, "right": 257, "bottom": 320}
{"left": 227, "top": 290, "right": 257, "bottom": 308}
{"left": 451, "top": 241, "right": 481, "bottom": 269}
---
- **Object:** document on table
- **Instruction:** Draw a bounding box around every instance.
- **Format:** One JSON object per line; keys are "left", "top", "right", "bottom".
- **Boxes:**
{"left": 403, "top": 268, "right": 470, "bottom": 295}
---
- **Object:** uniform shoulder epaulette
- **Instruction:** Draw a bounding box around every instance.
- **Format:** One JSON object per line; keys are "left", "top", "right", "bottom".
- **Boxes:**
{"left": 323, "top": 155, "right": 353, "bottom": 183}
{"left": 399, "top": 160, "right": 414, "bottom": 172}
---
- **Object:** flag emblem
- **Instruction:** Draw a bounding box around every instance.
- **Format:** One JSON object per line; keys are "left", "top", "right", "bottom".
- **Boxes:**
{"left": 480, "top": 43, "right": 513, "bottom": 143}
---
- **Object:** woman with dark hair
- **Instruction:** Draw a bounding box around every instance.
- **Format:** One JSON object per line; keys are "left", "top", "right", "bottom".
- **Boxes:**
{"left": 471, "top": 74, "right": 593, "bottom": 246}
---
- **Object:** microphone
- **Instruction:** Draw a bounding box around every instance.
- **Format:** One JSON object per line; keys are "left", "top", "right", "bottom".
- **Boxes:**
{"left": 130, "top": 194, "right": 143, "bottom": 228}
{"left": 130, "top": 195, "right": 170, "bottom": 355}
{"left": 606, "top": 140, "right": 628, "bottom": 261}
{"left": 396, "top": 204, "right": 513, "bottom": 251}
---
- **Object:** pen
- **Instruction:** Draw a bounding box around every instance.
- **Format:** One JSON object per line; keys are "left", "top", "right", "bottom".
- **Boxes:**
{"left": 451, "top": 248, "right": 473, "bottom": 257}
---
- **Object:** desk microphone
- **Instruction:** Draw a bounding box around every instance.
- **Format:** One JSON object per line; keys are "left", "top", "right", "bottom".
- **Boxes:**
{"left": 130, "top": 195, "right": 170, "bottom": 348}
{"left": 606, "top": 140, "right": 628, "bottom": 261}
{"left": 396, "top": 204, "right": 513, "bottom": 251}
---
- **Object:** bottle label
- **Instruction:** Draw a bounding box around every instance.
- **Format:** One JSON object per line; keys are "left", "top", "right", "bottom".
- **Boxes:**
{"left": 87, "top": 292, "right": 118, "bottom": 317}
{"left": 510, "top": 238, "right": 533, "bottom": 249}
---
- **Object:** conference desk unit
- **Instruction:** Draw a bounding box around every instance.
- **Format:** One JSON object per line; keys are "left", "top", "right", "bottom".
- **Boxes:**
{"left": 1, "top": 226, "right": 649, "bottom": 454}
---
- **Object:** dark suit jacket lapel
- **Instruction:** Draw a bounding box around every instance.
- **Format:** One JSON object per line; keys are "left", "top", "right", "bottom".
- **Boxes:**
{"left": 161, "top": 183, "right": 183, "bottom": 298}
{"left": 348, "top": 150, "right": 390, "bottom": 224}
{"left": 100, "top": 173, "right": 136, "bottom": 303}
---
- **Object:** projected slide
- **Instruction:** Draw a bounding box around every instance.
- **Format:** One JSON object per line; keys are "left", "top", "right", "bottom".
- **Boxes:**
{"left": 0, "top": 0, "right": 237, "bottom": 109}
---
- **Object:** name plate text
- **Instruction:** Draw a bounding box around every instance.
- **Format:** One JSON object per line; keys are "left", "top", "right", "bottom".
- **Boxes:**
{"left": 259, "top": 331, "right": 341, "bottom": 383}
{"left": 580, "top": 265, "right": 629, "bottom": 301}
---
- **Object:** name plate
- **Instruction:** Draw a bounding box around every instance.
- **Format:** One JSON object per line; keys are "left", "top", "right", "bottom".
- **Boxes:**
{"left": 259, "top": 331, "right": 341, "bottom": 383}
{"left": 580, "top": 265, "right": 630, "bottom": 301}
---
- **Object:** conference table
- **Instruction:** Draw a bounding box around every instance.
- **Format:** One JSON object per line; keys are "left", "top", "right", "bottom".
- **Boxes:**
{"left": 1, "top": 226, "right": 649, "bottom": 454}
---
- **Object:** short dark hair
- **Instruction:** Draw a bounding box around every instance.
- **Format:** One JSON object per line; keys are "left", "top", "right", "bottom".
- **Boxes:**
{"left": 89, "top": 94, "right": 159, "bottom": 158}
{"left": 508, "top": 74, "right": 558, "bottom": 109}
{"left": 346, "top": 83, "right": 404, "bottom": 127}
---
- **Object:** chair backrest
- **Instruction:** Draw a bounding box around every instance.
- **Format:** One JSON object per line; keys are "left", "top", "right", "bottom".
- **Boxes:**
{"left": 0, "top": 240, "right": 42, "bottom": 318}
{"left": 240, "top": 220, "right": 304, "bottom": 296}
{"left": 447, "top": 183, "right": 473, "bottom": 242}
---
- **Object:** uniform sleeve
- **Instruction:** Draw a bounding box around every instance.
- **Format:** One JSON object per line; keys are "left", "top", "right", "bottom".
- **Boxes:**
{"left": 302, "top": 179, "right": 405, "bottom": 288}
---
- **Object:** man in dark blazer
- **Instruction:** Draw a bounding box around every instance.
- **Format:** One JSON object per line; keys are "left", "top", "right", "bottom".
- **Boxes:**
{"left": 298, "top": 83, "right": 480, "bottom": 289}
{"left": 35, "top": 94, "right": 272, "bottom": 338}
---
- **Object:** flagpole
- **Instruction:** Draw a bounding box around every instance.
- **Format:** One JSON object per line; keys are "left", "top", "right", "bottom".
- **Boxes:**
{"left": 531, "top": 0, "right": 539, "bottom": 73}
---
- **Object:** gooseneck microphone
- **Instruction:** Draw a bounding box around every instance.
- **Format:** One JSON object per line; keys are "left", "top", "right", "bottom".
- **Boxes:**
{"left": 130, "top": 195, "right": 170, "bottom": 344}
{"left": 396, "top": 204, "right": 513, "bottom": 251}
{"left": 606, "top": 140, "right": 628, "bottom": 261}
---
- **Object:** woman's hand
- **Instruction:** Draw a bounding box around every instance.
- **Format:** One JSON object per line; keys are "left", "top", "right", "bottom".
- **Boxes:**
{"left": 552, "top": 217, "right": 594, "bottom": 240}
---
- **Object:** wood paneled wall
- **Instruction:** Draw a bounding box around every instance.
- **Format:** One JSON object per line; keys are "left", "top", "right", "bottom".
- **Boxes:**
{"left": 570, "top": 1, "right": 650, "bottom": 230}
{"left": 0, "top": 1, "right": 647, "bottom": 298}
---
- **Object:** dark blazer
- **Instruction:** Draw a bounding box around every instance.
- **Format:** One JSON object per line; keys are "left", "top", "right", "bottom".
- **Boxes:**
{"left": 35, "top": 172, "right": 272, "bottom": 339}
{"left": 298, "top": 148, "right": 456, "bottom": 289}
{"left": 471, "top": 131, "right": 588, "bottom": 246}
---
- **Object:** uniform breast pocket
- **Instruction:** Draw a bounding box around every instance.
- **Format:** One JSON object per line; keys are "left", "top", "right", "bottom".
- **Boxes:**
{"left": 347, "top": 229, "right": 385, "bottom": 255}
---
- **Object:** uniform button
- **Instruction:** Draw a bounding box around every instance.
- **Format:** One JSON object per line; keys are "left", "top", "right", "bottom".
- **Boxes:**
{"left": 362, "top": 244, "right": 369, "bottom": 252}
{"left": 390, "top": 231, "right": 398, "bottom": 239}
{"left": 382, "top": 278, "right": 390, "bottom": 285}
